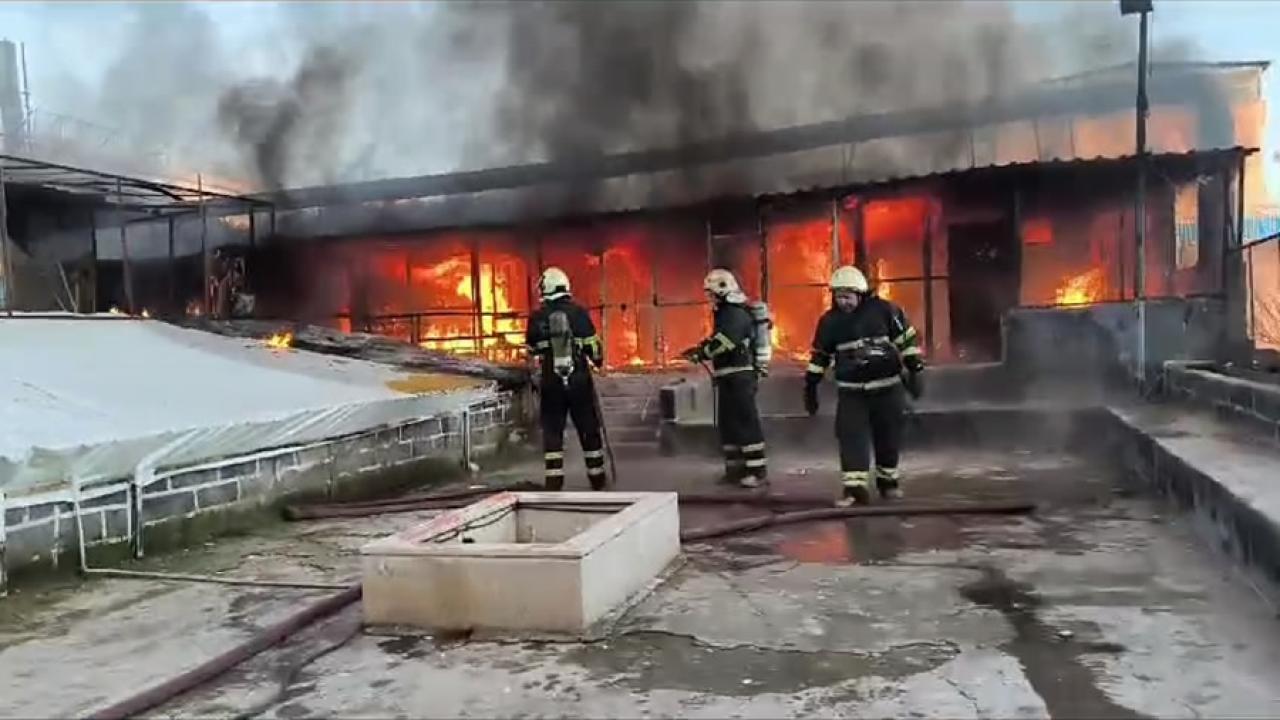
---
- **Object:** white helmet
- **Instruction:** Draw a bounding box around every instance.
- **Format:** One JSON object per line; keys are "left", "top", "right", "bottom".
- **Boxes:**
{"left": 538, "top": 267, "right": 571, "bottom": 301}
{"left": 703, "top": 268, "right": 746, "bottom": 303}
{"left": 830, "top": 265, "right": 869, "bottom": 293}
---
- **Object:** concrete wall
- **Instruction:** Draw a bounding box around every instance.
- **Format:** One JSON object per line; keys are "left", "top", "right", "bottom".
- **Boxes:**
{"left": 1004, "top": 297, "right": 1228, "bottom": 393}
{"left": 1165, "top": 361, "right": 1280, "bottom": 445}
{"left": 1, "top": 394, "right": 517, "bottom": 580}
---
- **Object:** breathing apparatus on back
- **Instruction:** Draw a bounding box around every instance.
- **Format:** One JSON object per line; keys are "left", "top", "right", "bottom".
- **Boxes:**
{"left": 539, "top": 267, "right": 576, "bottom": 387}
{"left": 702, "top": 268, "right": 773, "bottom": 375}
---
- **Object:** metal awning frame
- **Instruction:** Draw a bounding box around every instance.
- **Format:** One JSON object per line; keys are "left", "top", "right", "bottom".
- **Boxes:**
{"left": 0, "top": 154, "right": 272, "bottom": 219}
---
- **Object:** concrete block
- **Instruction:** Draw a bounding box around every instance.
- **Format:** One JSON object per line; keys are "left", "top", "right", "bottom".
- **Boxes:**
{"left": 389, "top": 441, "right": 414, "bottom": 465}
{"left": 1228, "top": 383, "right": 1254, "bottom": 413}
{"left": 277, "top": 461, "right": 332, "bottom": 494}
{"left": 5, "top": 507, "right": 26, "bottom": 526}
{"left": 81, "top": 489, "right": 128, "bottom": 510}
{"left": 362, "top": 492, "right": 680, "bottom": 633}
{"left": 8, "top": 520, "right": 55, "bottom": 564}
{"left": 1254, "top": 386, "right": 1280, "bottom": 423}
{"left": 169, "top": 469, "right": 218, "bottom": 491}
{"left": 196, "top": 481, "right": 240, "bottom": 510}
{"left": 103, "top": 509, "right": 131, "bottom": 541}
{"left": 142, "top": 491, "right": 196, "bottom": 522}
{"left": 296, "top": 445, "right": 331, "bottom": 469}
{"left": 218, "top": 460, "right": 260, "bottom": 482}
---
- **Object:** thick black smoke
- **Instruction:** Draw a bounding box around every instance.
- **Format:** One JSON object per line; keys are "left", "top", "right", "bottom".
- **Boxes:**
{"left": 216, "top": 46, "right": 355, "bottom": 192}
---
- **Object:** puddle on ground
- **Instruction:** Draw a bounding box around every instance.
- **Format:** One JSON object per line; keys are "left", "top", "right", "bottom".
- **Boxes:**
{"left": 959, "top": 566, "right": 1145, "bottom": 720}
{"left": 562, "top": 630, "right": 958, "bottom": 696}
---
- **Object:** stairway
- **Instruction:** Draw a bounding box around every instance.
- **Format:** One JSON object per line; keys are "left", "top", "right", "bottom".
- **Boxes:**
{"left": 593, "top": 373, "right": 672, "bottom": 458}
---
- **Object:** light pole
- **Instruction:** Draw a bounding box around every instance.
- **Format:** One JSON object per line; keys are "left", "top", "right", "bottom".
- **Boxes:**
{"left": 1121, "top": 0, "right": 1153, "bottom": 389}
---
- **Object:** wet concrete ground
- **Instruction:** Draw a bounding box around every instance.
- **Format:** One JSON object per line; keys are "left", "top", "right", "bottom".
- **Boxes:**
{"left": 3, "top": 445, "right": 1280, "bottom": 718}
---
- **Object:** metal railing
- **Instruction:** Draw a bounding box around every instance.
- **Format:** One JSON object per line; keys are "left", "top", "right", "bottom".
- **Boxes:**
{"left": 1243, "top": 231, "right": 1280, "bottom": 354}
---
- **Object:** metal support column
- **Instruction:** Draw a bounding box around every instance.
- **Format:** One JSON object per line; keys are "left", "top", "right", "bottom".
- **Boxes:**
{"left": 829, "top": 197, "right": 840, "bottom": 271}
{"left": 1133, "top": 7, "right": 1151, "bottom": 388}
{"left": 167, "top": 216, "right": 176, "bottom": 312}
{"left": 852, "top": 198, "right": 868, "bottom": 275}
{"left": 116, "top": 179, "right": 134, "bottom": 314}
{"left": 469, "top": 234, "right": 482, "bottom": 355}
{"left": 0, "top": 166, "right": 14, "bottom": 314}
{"left": 757, "top": 208, "right": 769, "bottom": 303}
{"left": 923, "top": 205, "right": 935, "bottom": 356}
{"left": 199, "top": 174, "right": 209, "bottom": 316}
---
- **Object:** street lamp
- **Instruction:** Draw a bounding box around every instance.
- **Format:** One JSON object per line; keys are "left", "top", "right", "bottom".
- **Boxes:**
{"left": 1122, "top": 0, "right": 1152, "bottom": 389}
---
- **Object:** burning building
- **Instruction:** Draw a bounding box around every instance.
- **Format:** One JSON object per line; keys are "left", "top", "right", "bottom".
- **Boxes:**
{"left": 234, "top": 61, "right": 1267, "bottom": 369}
{"left": 4, "top": 60, "right": 1273, "bottom": 370}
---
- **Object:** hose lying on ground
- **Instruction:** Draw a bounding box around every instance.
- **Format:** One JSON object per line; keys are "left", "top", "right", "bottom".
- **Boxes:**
{"left": 84, "top": 498, "right": 1034, "bottom": 719}
{"left": 87, "top": 584, "right": 362, "bottom": 720}
{"left": 679, "top": 500, "right": 1036, "bottom": 541}
{"left": 285, "top": 487, "right": 846, "bottom": 521}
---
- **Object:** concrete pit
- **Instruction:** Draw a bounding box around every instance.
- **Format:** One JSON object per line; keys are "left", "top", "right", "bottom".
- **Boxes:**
{"left": 361, "top": 491, "right": 680, "bottom": 633}
{"left": 1, "top": 405, "right": 1279, "bottom": 718}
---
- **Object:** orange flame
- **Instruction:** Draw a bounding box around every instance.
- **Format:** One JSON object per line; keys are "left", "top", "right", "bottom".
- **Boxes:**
{"left": 265, "top": 332, "right": 294, "bottom": 349}
{"left": 1053, "top": 267, "right": 1106, "bottom": 306}
{"left": 874, "top": 258, "right": 893, "bottom": 301}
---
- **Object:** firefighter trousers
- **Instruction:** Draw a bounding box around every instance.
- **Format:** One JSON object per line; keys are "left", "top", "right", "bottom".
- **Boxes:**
{"left": 540, "top": 375, "right": 607, "bottom": 490}
{"left": 716, "top": 371, "right": 767, "bottom": 479}
{"left": 835, "top": 384, "right": 906, "bottom": 492}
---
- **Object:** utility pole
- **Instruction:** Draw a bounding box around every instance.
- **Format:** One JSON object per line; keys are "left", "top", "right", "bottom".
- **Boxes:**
{"left": 1121, "top": 0, "right": 1153, "bottom": 389}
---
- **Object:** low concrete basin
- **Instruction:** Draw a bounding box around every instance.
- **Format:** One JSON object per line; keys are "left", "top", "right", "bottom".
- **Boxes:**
{"left": 361, "top": 491, "right": 680, "bottom": 633}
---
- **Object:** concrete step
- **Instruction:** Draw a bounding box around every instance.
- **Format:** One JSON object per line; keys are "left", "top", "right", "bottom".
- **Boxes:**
{"left": 607, "top": 425, "right": 660, "bottom": 444}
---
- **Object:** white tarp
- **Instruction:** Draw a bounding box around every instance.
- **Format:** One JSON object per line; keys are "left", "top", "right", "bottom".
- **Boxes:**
{"left": 1, "top": 316, "right": 494, "bottom": 493}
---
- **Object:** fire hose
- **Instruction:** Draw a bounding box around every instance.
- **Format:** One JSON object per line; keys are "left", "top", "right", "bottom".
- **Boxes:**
{"left": 85, "top": 492, "right": 1033, "bottom": 719}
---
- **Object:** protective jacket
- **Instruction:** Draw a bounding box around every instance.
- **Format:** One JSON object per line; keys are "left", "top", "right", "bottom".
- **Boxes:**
{"left": 806, "top": 296, "right": 923, "bottom": 391}
{"left": 690, "top": 301, "right": 756, "bottom": 379}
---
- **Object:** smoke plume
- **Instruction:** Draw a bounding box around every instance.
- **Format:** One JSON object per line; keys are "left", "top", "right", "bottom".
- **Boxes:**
{"left": 20, "top": 1, "right": 1211, "bottom": 195}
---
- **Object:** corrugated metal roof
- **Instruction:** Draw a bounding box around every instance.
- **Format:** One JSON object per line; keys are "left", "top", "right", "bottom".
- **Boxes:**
{"left": 264, "top": 61, "right": 1258, "bottom": 216}
{"left": 275, "top": 147, "right": 1254, "bottom": 239}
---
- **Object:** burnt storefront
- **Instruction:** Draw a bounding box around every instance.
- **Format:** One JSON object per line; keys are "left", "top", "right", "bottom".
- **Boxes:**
{"left": 252, "top": 147, "right": 1247, "bottom": 368}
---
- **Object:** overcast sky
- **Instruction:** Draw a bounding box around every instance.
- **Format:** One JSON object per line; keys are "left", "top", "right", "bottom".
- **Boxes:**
{"left": 1, "top": 1, "right": 1277, "bottom": 195}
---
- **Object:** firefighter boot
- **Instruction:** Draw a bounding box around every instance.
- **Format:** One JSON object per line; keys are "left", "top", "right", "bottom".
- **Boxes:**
{"left": 836, "top": 471, "right": 873, "bottom": 507}
{"left": 719, "top": 445, "right": 745, "bottom": 485}
{"left": 739, "top": 443, "right": 768, "bottom": 489}
{"left": 544, "top": 451, "right": 566, "bottom": 491}
{"left": 876, "top": 466, "right": 903, "bottom": 500}
{"left": 739, "top": 467, "right": 767, "bottom": 489}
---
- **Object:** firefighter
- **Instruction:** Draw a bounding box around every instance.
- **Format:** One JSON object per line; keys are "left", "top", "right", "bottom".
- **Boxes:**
{"left": 804, "top": 265, "right": 924, "bottom": 506}
{"left": 682, "top": 268, "right": 768, "bottom": 488}
{"left": 526, "top": 267, "right": 609, "bottom": 491}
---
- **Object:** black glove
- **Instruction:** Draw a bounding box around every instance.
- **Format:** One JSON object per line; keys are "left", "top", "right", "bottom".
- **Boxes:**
{"left": 803, "top": 381, "right": 819, "bottom": 416}
{"left": 904, "top": 370, "right": 924, "bottom": 400}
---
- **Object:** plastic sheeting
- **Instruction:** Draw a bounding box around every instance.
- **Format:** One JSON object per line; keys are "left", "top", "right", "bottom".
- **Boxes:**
{"left": 1, "top": 317, "right": 495, "bottom": 493}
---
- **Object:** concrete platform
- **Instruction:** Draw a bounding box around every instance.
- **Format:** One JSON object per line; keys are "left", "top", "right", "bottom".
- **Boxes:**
{"left": 3, "top": 443, "right": 1280, "bottom": 718}
{"left": 361, "top": 492, "right": 680, "bottom": 633}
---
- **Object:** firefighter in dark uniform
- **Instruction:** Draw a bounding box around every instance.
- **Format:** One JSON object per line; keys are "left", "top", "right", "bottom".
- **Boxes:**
{"left": 682, "top": 269, "right": 768, "bottom": 488}
{"left": 526, "top": 267, "right": 609, "bottom": 491}
{"left": 804, "top": 265, "right": 924, "bottom": 506}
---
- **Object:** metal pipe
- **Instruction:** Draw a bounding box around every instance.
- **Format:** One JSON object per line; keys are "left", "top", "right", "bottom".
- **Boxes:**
{"left": 81, "top": 568, "right": 351, "bottom": 591}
